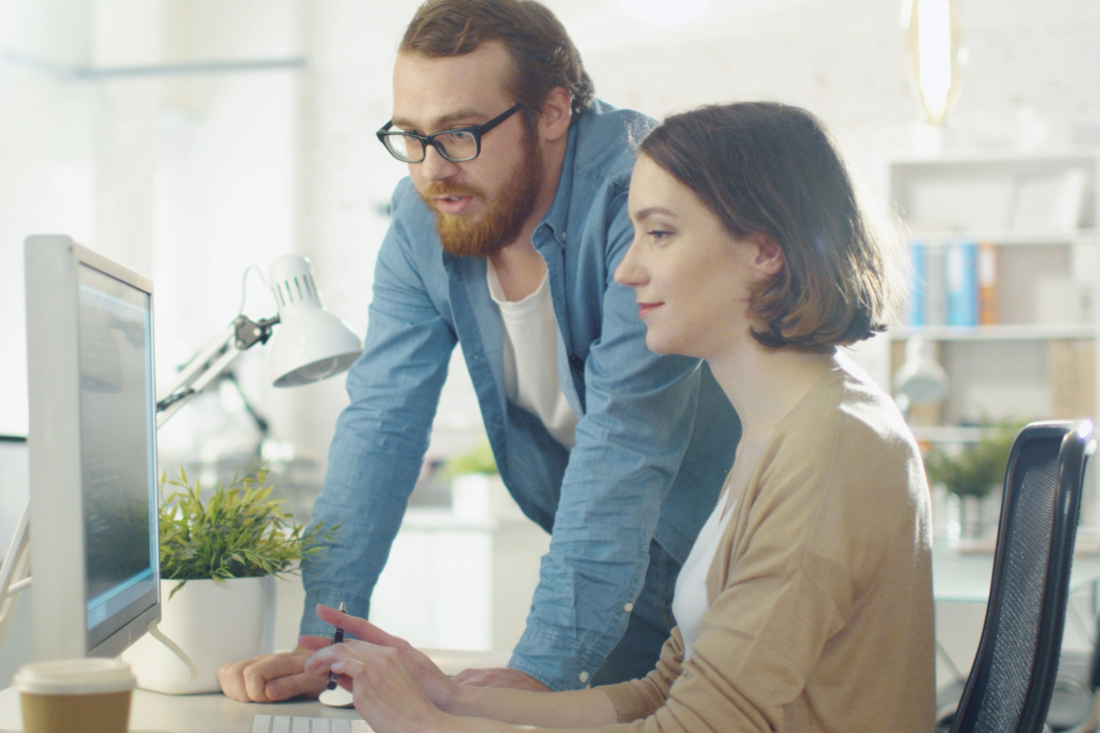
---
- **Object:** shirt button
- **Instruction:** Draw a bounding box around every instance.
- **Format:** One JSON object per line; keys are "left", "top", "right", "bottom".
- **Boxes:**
{"left": 624, "top": 603, "right": 634, "bottom": 613}
{"left": 578, "top": 671, "right": 589, "bottom": 683}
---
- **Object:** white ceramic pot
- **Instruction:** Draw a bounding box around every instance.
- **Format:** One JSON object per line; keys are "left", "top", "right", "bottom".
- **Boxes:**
{"left": 451, "top": 473, "right": 521, "bottom": 522}
{"left": 121, "top": 576, "right": 275, "bottom": 694}
{"left": 946, "top": 493, "right": 985, "bottom": 547}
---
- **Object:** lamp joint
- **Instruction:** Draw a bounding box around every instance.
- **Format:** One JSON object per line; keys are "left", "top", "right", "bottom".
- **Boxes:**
{"left": 232, "top": 315, "right": 280, "bottom": 350}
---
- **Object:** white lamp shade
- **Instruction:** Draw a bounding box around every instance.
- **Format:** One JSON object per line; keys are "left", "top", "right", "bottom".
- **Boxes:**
{"left": 267, "top": 254, "right": 363, "bottom": 388}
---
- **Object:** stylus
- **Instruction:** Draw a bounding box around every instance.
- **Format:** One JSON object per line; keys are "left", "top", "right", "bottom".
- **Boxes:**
{"left": 326, "top": 601, "right": 347, "bottom": 691}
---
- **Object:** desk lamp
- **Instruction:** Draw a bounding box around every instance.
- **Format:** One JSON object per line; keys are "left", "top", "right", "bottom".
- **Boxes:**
{"left": 155, "top": 253, "right": 363, "bottom": 427}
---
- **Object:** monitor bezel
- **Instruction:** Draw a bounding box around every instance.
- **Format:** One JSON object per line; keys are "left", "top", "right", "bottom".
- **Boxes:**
{"left": 25, "top": 234, "right": 161, "bottom": 661}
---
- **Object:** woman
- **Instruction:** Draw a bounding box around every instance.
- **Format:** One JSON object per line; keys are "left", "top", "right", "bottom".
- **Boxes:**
{"left": 300, "top": 102, "right": 935, "bottom": 732}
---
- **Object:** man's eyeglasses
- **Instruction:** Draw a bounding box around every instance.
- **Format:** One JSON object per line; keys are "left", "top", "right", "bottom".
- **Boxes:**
{"left": 377, "top": 103, "right": 523, "bottom": 163}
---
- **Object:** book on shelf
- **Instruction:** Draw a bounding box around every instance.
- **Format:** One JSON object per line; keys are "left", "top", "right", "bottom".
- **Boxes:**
{"left": 945, "top": 241, "right": 978, "bottom": 327}
{"left": 907, "top": 242, "right": 926, "bottom": 327}
{"left": 907, "top": 240, "right": 990, "bottom": 328}
{"left": 1049, "top": 340, "right": 1096, "bottom": 419}
{"left": 925, "top": 243, "right": 946, "bottom": 326}
{"left": 978, "top": 242, "right": 997, "bottom": 325}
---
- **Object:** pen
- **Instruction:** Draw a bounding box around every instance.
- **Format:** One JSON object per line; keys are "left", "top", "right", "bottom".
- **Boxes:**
{"left": 326, "top": 601, "right": 346, "bottom": 691}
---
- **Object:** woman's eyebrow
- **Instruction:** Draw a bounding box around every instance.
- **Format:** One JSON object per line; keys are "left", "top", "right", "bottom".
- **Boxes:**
{"left": 632, "top": 206, "right": 679, "bottom": 221}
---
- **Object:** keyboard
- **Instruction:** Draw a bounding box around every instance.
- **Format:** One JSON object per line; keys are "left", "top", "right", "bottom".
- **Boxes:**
{"left": 250, "top": 714, "right": 374, "bottom": 732}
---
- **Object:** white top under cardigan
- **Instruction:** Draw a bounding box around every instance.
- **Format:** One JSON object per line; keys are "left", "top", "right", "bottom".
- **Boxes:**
{"left": 672, "top": 490, "right": 736, "bottom": 662}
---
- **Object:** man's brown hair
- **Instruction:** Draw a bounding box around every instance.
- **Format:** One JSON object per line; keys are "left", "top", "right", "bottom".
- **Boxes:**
{"left": 401, "top": 0, "right": 595, "bottom": 125}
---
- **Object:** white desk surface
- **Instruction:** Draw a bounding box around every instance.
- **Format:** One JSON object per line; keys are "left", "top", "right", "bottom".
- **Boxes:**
{"left": 0, "top": 649, "right": 509, "bottom": 733}
{"left": 0, "top": 687, "right": 354, "bottom": 733}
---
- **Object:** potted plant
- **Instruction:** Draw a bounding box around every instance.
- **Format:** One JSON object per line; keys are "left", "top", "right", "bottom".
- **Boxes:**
{"left": 442, "top": 442, "right": 515, "bottom": 522}
{"left": 122, "top": 463, "right": 337, "bottom": 694}
{"left": 924, "top": 422, "right": 1019, "bottom": 545}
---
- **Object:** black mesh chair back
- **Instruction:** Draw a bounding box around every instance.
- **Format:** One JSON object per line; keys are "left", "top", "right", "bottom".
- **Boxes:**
{"left": 950, "top": 420, "right": 1096, "bottom": 733}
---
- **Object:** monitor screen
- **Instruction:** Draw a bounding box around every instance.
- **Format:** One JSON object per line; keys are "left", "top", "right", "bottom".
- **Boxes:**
{"left": 25, "top": 235, "right": 160, "bottom": 660}
{"left": 76, "top": 263, "right": 158, "bottom": 652}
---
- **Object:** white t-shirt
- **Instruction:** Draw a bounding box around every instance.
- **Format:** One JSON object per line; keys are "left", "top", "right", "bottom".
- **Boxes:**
{"left": 672, "top": 492, "right": 736, "bottom": 663}
{"left": 487, "top": 262, "right": 579, "bottom": 449}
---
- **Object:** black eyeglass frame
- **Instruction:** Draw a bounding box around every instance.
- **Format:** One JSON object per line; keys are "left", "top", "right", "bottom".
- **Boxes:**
{"left": 376, "top": 103, "right": 524, "bottom": 163}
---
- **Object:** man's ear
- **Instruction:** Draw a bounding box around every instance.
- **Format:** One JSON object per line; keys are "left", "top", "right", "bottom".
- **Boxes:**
{"left": 750, "top": 232, "right": 785, "bottom": 276}
{"left": 539, "top": 86, "right": 572, "bottom": 143}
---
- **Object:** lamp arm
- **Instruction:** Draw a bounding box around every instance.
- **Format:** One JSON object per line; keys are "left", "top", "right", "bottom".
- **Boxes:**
{"left": 156, "top": 315, "right": 279, "bottom": 429}
{"left": 0, "top": 503, "right": 31, "bottom": 653}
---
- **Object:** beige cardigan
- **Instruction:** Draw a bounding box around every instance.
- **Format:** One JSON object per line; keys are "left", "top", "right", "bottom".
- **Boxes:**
{"left": 599, "top": 362, "right": 935, "bottom": 732}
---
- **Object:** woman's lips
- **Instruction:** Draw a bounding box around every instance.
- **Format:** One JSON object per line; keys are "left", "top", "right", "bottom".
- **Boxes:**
{"left": 433, "top": 195, "right": 473, "bottom": 215}
{"left": 637, "top": 303, "right": 661, "bottom": 319}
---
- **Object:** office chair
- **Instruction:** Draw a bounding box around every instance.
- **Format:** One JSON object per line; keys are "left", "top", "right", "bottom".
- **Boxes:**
{"left": 946, "top": 420, "right": 1096, "bottom": 733}
{"left": 1045, "top": 619, "right": 1100, "bottom": 733}
{"left": 1044, "top": 587, "right": 1100, "bottom": 732}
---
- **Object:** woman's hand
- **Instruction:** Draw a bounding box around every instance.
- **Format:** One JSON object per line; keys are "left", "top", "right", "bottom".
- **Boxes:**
{"left": 302, "top": 604, "right": 463, "bottom": 731}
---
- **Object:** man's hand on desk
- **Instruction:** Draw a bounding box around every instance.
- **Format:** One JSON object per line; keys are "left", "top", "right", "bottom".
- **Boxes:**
{"left": 217, "top": 644, "right": 329, "bottom": 702}
{"left": 451, "top": 667, "right": 551, "bottom": 692}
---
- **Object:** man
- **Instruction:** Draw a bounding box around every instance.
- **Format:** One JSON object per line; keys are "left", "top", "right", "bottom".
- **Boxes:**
{"left": 219, "top": 0, "right": 738, "bottom": 700}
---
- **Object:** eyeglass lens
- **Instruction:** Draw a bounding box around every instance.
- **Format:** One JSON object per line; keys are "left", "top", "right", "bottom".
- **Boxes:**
{"left": 386, "top": 130, "right": 478, "bottom": 163}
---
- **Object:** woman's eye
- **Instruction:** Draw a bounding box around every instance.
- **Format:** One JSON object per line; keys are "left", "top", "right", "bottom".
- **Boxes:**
{"left": 648, "top": 229, "right": 672, "bottom": 241}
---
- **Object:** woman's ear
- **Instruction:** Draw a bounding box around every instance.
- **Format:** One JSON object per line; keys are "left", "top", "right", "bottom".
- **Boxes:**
{"left": 750, "top": 232, "right": 785, "bottom": 276}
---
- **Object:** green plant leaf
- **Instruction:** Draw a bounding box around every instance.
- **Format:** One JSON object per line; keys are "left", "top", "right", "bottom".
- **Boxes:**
{"left": 158, "top": 462, "right": 339, "bottom": 582}
{"left": 440, "top": 441, "right": 498, "bottom": 477}
{"left": 924, "top": 421, "right": 1024, "bottom": 497}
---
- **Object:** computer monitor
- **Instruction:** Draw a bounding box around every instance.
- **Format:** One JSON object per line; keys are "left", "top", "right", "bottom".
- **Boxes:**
{"left": 24, "top": 234, "right": 160, "bottom": 660}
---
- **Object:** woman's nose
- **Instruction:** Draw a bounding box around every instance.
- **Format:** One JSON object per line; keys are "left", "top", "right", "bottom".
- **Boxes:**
{"left": 614, "top": 238, "right": 646, "bottom": 288}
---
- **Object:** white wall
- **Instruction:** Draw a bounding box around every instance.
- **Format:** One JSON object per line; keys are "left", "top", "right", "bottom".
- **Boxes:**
{"left": 0, "top": 0, "right": 93, "bottom": 436}
{"left": 0, "top": 1, "right": 303, "bottom": 464}
{"left": 148, "top": 1, "right": 302, "bottom": 465}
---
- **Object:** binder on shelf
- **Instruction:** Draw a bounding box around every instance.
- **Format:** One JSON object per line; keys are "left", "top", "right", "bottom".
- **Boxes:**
{"left": 978, "top": 242, "right": 997, "bottom": 325}
{"left": 1049, "top": 340, "right": 1095, "bottom": 419}
{"left": 945, "top": 241, "right": 978, "bottom": 327}
{"left": 907, "top": 242, "right": 926, "bottom": 327}
{"left": 925, "top": 244, "right": 946, "bottom": 326}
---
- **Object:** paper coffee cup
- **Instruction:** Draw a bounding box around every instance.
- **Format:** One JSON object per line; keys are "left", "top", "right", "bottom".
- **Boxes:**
{"left": 15, "top": 658, "right": 135, "bottom": 733}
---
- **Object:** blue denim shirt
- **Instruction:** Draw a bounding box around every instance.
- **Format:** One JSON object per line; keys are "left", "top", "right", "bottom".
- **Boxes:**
{"left": 301, "top": 101, "right": 740, "bottom": 690}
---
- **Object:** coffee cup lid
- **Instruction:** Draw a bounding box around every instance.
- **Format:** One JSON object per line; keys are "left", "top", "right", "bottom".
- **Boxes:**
{"left": 14, "top": 658, "right": 136, "bottom": 695}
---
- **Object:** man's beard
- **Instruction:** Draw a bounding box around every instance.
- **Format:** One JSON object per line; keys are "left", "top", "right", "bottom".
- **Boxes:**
{"left": 421, "top": 130, "right": 544, "bottom": 258}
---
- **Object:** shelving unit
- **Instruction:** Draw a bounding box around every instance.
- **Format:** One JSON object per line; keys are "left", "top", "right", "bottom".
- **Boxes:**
{"left": 892, "top": 324, "right": 1096, "bottom": 341}
{"left": 888, "top": 153, "right": 1099, "bottom": 519}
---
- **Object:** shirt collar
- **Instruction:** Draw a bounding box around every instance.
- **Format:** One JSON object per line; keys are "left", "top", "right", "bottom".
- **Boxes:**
{"left": 533, "top": 121, "right": 579, "bottom": 250}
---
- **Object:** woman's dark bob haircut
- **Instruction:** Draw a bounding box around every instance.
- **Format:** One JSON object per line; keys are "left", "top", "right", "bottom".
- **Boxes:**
{"left": 638, "top": 102, "right": 902, "bottom": 351}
